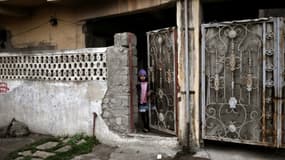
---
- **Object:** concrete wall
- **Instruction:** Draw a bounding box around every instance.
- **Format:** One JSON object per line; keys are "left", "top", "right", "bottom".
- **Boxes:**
{"left": 0, "top": 80, "right": 106, "bottom": 136}
{"left": 0, "top": 48, "right": 107, "bottom": 136}
{"left": 0, "top": 34, "right": 137, "bottom": 138}
{"left": 102, "top": 33, "right": 137, "bottom": 134}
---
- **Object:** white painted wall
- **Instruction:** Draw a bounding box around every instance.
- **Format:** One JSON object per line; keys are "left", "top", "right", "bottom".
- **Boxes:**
{"left": 0, "top": 48, "right": 108, "bottom": 136}
{"left": 0, "top": 80, "right": 107, "bottom": 136}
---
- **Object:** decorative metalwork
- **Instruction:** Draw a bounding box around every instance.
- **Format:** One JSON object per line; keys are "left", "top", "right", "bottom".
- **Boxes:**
{"left": 202, "top": 18, "right": 285, "bottom": 148}
{"left": 265, "top": 49, "right": 274, "bottom": 56}
{"left": 228, "top": 97, "right": 237, "bottom": 109}
{"left": 201, "top": 19, "right": 279, "bottom": 146}
{"left": 0, "top": 49, "right": 107, "bottom": 81}
{"left": 213, "top": 74, "right": 221, "bottom": 91}
{"left": 147, "top": 27, "right": 177, "bottom": 134}
{"left": 245, "top": 73, "right": 253, "bottom": 91}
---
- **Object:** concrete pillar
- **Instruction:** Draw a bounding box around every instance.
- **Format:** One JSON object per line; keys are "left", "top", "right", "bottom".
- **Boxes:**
{"left": 176, "top": 0, "right": 201, "bottom": 151}
{"left": 103, "top": 32, "right": 138, "bottom": 133}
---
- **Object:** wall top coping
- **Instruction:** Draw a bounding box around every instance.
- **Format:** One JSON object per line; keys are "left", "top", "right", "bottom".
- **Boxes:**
{"left": 0, "top": 48, "right": 108, "bottom": 57}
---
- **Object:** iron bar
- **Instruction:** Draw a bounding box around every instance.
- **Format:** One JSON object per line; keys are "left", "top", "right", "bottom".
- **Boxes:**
{"left": 262, "top": 22, "right": 266, "bottom": 143}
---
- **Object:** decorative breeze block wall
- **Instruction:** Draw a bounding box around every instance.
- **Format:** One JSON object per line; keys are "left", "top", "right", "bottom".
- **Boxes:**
{"left": 0, "top": 49, "right": 107, "bottom": 81}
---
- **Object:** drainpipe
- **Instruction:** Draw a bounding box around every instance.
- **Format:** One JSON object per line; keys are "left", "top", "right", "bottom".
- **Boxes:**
{"left": 128, "top": 33, "right": 134, "bottom": 132}
{"left": 93, "top": 112, "right": 97, "bottom": 137}
{"left": 184, "top": 0, "right": 191, "bottom": 150}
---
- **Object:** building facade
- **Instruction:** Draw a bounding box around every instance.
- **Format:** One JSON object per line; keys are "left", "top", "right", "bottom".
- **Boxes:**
{"left": 1, "top": 0, "right": 285, "bottom": 150}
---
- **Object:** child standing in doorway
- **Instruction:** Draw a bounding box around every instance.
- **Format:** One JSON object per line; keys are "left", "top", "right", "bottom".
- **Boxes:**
{"left": 136, "top": 69, "right": 150, "bottom": 132}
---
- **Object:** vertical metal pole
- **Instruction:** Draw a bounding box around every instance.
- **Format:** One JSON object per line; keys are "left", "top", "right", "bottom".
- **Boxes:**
{"left": 275, "top": 17, "right": 282, "bottom": 148}
{"left": 201, "top": 25, "right": 206, "bottom": 139}
{"left": 174, "top": 28, "right": 179, "bottom": 135}
{"left": 184, "top": 0, "right": 191, "bottom": 149}
{"left": 279, "top": 17, "right": 285, "bottom": 148}
{"left": 147, "top": 32, "right": 152, "bottom": 128}
{"left": 93, "top": 112, "right": 97, "bottom": 137}
{"left": 262, "top": 22, "right": 266, "bottom": 143}
{"left": 128, "top": 33, "right": 134, "bottom": 132}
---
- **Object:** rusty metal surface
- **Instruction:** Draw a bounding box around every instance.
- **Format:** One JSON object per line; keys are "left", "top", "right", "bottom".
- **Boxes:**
{"left": 201, "top": 18, "right": 285, "bottom": 147}
{"left": 280, "top": 18, "right": 285, "bottom": 148}
{"left": 147, "top": 27, "right": 177, "bottom": 135}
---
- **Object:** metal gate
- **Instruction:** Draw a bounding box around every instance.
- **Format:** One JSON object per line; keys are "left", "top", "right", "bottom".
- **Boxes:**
{"left": 201, "top": 17, "right": 285, "bottom": 147}
{"left": 147, "top": 27, "right": 177, "bottom": 135}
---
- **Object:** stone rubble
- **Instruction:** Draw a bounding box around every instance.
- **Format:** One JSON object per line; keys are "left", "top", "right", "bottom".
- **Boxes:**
{"left": 18, "top": 150, "right": 32, "bottom": 156}
{"left": 36, "top": 142, "right": 59, "bottom": 150}
{"left": 76, "top": 139, "right": 87, "bottom": 145}
{"left": 10, "top": 136, "right": 79, "bottom": 160}
{"left": 32, "top": 151, "right": 55, "bottom": 159}
{"left": 63, "top": 137, "right": 71, "bottom": 143}
{"left": 55, "top": 145, "right": 72, "bottom": 153}
{"left": 7, "top": 119, "right": 30, "bottom": 137}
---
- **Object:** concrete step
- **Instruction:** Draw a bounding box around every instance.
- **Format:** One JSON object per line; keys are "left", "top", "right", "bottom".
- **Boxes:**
{"left": 124, "top": 133, "right": 179, "bottom": 149}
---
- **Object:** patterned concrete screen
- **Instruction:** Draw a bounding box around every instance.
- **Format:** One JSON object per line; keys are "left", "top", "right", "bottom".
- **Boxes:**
{"left": 0, "top": 48, "right": 107, "bottom": 81}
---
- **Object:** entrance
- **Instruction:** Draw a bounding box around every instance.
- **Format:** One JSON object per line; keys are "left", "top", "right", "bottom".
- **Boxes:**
{"left": 85, "top": 4, "right": 177, "bottom": 134}
{"left": 201, "top": 17, "right": 285, "bottom": 148}
{"left": 147, "top": 27, "right": 177, "bottom": 135}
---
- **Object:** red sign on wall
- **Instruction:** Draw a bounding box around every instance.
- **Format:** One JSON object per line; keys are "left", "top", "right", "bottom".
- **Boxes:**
{"left": 0, "top": 82, "right": 9, "bottom": 93}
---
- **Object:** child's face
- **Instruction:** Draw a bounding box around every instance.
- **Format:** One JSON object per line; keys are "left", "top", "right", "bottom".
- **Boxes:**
{"left": 139, "top": 75, "right": 146, "bottom": 81}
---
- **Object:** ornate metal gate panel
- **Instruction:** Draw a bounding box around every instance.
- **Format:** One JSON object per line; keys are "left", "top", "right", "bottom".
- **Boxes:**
{"left": 202, "top": 18, "right": 285, "bottom": 147}
{"left": 147, "top": 27, "right": 177, "bottom": 135}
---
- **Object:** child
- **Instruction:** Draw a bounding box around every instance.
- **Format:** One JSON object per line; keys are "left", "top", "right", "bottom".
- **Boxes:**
{"left": 136, "top": 69, "right": 150, "bottom": 132}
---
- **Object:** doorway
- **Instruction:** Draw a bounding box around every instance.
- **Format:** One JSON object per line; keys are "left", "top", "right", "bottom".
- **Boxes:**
{"left": 85, "top": 4, "right": 176, "bottom": 70}
{"left": 85, "top": 4, "right": 177, "bottom": 134}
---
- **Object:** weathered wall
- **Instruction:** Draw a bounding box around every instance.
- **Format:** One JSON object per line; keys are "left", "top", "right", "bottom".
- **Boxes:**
{"left": 76, "top": 0, "right": 176, "bottom": 20}
{"left": 189, "top": 0, "right": 201, "bottom": 150}
{"left": 0, "top": 0, "right": 175, "bottom": 50}
{"left": 0, "top": 33, "right": 138, "bottom": 137}
{"left": 0, "top": 48, "right": 107, "bottom": 136}
{"left": 102, "top": 33, "right": 137, "bottom": 133}
{"left": 176, "top": 0, "right": 201, "bottom": 150}
{"left": 0, "top": 81, "right": 106, "bottom": 135}
{"left": 176, "top": 0, "right": 187, "bottom": 147}
{"left": 1, "top": 7, "right": 85, "bottom": 50}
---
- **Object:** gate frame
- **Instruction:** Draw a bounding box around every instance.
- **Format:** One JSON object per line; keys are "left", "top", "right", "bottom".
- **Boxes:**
{"left": 201, "top": 17, "right": 285, "bottom": 148}
{"left": 146, "top": 27, "right": 178, "bottom": 135}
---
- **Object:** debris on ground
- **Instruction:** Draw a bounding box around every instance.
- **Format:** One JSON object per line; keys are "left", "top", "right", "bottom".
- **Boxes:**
{"left": 0, "top": 118, "right": 30, "bottom": 138}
